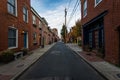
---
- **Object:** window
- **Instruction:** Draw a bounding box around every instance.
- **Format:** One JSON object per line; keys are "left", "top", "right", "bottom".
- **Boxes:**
{"left": 83, "top": 0, "right": 87, "bottom": 17}
{"left": 32, "top": 15, "right": 36, "bottom": 24}
{"left": 33, "top": 32, "right": 37, "bottom": 43}
{"left": 95, "top": 0, "right": 102, "bottom": 6}
{"left": 89, "top": 32, "right": 92, "bottom": 48}
{"left": 94, "top": 30, "right": 99, "bottom": 48}
{"left": 7, "top": 0, "right": 17, "bottom": 16}
{"left": 23, "top": 7, "right": 28, "bottom": 22}
{"left": 8, "top": 28, "right": 18, "bottom": 48}
{"left": 39, "top": 21, "right": 42, "bottom": 28}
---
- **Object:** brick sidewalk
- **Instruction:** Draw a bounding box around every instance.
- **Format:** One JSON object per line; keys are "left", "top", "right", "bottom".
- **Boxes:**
{"left": 79, "top": 51, "right": 104, "bottom": 62}
{"left": 67, "top": 43, "right": 120, "bottom": 80}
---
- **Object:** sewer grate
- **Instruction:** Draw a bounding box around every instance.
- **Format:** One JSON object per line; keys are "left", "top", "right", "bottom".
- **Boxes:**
{"left": 116, "top": 73, "right": 120, "bottom": 78}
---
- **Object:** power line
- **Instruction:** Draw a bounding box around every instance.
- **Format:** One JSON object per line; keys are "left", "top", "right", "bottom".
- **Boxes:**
{"left": 67, "top": 0, "right": 80, "bottom": 26}
{"left": 68, "top": 0, "right": 79, "bottom": 21}
{"left": 67, "top": 0, "right": 72, "bottom": 11}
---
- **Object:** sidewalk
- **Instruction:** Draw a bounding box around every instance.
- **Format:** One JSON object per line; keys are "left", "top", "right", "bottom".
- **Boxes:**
{"left": 0, "top": 43, "right": 55, "bottom": 80}
{"left": 67, "top": 43, "right": 120, "bottom": 80}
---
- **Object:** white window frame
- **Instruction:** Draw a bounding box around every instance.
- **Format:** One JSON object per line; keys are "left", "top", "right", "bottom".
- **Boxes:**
{"left": 8, "top": 27, "right": 18, "bottom": 49}
{"left": 39, "top": 21, "right": 42, "bottom": 28}
{"left": 32, "top": 15, "right": 36, "bottom": 24}
{"left": 7, "top": 0, "right": 17, "bottom": 16}
{"left": 26, "top": 32, "right": 29, "bottom": 48}
{"left": 33, "top": 32, "right": 37, "bottom": 43}
{"left": 23, "top": 7, "right": 28, "bottom": 23}
{"left": 83, "top": 0, "right": 87, "bottom": 18}
{"left": 95, "top": 0, "right": 102, "bottom": 7}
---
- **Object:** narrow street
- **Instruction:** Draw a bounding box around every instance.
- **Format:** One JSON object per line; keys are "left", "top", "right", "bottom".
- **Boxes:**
{"left": 17, "top": 42, "right": 106, "bottom": 80}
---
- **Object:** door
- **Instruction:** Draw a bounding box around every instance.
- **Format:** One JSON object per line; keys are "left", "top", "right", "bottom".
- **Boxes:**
{"left": 39, "top": 36, "right": 41, "bottom": 46}
{"left": 24, "top": 32, "right": 28, "bottom": 48}
{"left": 94, "top": 30, "right": 99, "bottom": 49}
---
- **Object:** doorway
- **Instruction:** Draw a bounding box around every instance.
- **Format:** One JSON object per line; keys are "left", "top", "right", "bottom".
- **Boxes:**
{"left": 23, "top": 32, "right": 28, "bottom": 48}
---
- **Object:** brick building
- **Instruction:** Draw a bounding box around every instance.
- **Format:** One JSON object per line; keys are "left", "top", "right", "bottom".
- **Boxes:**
{"left": 0, "top": 0, "right": 56, "bottom": 53}
{"left": 30, "top": 7, "right": 42, "bottom": 50}
{"left": 0, "top": 0, "right": 31, "bottom": 51}
{"left": 81, "top": 0, "right": 120, "bottom": 64}
{"left": 52, "top": 28, "right": 59, "bottom": 42}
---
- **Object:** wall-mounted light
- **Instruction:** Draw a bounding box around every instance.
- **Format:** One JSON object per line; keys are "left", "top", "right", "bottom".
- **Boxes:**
{"left": 21, "top": 30, "right": 25, "bottom": 34}
{"left": 38, "top": 35, "right": 41, "bottom": 38}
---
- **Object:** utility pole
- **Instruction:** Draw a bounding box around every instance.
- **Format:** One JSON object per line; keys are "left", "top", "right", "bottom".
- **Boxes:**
{"left": 64, "top": 8, "right": 67, "bottom": 43}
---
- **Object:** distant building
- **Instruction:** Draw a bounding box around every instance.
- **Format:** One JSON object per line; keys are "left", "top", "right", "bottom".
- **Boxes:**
{"left": 52, "top": 28, "right": 58, "bottom": 36}
{"left": 81, "top": 0, "right": 120, "bottom": 64}
{"left": 30, "top": 7, "right": 43, "bottom": 50}
{"left": 52, "top": 28, "right": 59, "bottom": 42}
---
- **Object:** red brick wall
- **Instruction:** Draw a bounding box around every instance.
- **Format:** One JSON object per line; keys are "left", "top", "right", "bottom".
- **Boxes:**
{"left": 0, "top": 0, "right": 31, "bottom": 52}
{"left": 30, "top": 12, "right": 41, "bottom": 50}
{"left": 81, "top": 0, "right": 120, "bottom": 64}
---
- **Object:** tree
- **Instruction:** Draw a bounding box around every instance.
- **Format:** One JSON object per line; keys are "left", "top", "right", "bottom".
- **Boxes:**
{"left": 75, "top": 20, "right": 82, "bottom": 36}
{"left": 61, "top": 24, "right": 67, "bottom": 42}
{"left": 69, "top": 19, "right": 82, "bottom": 43}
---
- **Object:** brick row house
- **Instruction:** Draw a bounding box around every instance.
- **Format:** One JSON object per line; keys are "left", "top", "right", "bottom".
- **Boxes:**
{"left": 81, "top": 0, "right": 120, "bottom": 64}
{"left": 0, "top": 0, "right": 58, "bottom": 52}
{"left": 52, "top": 28, "right": 59, "bottom": 42}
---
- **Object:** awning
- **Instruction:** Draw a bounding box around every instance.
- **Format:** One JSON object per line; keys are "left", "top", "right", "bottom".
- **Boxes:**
{"left": 82, "top": 10, "right": 108, "bottom": 28}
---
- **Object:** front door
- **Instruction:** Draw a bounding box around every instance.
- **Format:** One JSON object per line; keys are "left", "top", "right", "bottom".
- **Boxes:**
{"left": 24, "top": 32, "right": 28, "bottom": 48}
{"left": 94, "top": 30, "right": 99, "bottom": 49}
{"left": 39, "top": 36, "right": 41, "bottom": 46}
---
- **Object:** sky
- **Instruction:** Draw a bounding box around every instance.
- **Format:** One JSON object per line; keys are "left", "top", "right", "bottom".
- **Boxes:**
{"left": 31, "top": 0, "right": 81, "bottom": 37}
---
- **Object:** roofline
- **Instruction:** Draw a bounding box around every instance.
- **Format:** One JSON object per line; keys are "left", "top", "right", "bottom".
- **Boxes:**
{"left": 31, "top": 7, "right": 43, "bottom": 22}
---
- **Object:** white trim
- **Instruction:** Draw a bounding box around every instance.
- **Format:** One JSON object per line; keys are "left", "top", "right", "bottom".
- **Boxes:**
{"left": 7, "top": 0, "right": 18, "bottom": 17}
{"left": 26, "top": 32, "right": 29, "bottom": 48}
{"left": 8, "top": 27, "right": 18, "bottom": 49}
{"left": 95, "top": 0, "right": 102, "bottom": 7}
{"left": 16, "top": 0, "right": 18, "bottom": 17}
{"left": 23, "top": 32, "right": 29, "bottom": 48}
{"left": 31, "top": 8, "right": 42, "bottom": 20}
{"left": 83, "top": 0, "right": 87, "bottom": 18}
{"left": 16, "top": 29, "right": 18, "bottom": 48}
{"left": 23, "top": 7, "right": 29, "bottom": 23}
{"left": 27, "top": 10, "right": 28, "bottom": 23}
{"left": 32, "top": 15, "right": 36, "bottom": 24}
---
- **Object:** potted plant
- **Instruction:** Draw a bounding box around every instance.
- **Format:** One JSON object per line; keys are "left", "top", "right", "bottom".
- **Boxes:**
{"left": 0, "top": 49, "right": 14, "bottom": 63}
{"left": 84, "top": 45, "right": 92, "bottom": 52}
{"left": 97, "top": 47, "right": 105, "bottom": 58}
{"left": 21, "top": 48, "right": 28, "bottom": 56}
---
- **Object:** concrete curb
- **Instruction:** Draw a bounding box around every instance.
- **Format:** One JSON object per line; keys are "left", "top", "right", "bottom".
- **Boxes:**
{"left": 66, "top": 44, "right": 109, "bottom": 80}
{"left": 74, "top": 51, "right": 109, "bottom": 80}
{"left": 10, "top": 44, "right": 55, "bottom": 80}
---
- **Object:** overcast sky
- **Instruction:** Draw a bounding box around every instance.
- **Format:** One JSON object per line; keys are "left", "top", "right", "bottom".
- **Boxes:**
{"left": 31, "top": 0, "right": 81, "bottom": 37}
